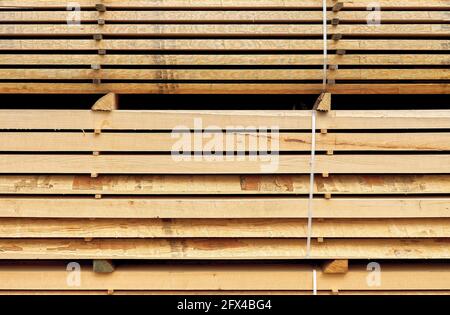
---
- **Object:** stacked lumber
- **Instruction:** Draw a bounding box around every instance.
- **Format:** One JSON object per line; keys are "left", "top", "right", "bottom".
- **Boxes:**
{"left": 0, "top": 0, "right": 449, "bottom": 295}
{"left": 0, "top": 109, "right": 448, "bottom": 264}
{"left": 0, "top": 0, "right": 449, "bottom": 94}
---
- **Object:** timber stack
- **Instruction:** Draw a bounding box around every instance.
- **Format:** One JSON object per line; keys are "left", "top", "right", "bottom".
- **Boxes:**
{"left": 0, "top": 0, "right": 448, "bottom": 295}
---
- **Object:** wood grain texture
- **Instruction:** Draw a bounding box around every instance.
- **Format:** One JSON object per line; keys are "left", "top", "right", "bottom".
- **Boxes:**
{"left": 1, "top": 110, "right": 450, "bottom": 130}
{"left": 0, "top": 239, "right": 448, "bottom": 259}
{"left": 0, "top": 263, "right": 448, "bottom": 291}
{"left": 1, "top": 40, "right": 447, "bottom": 51}
{"left": 1, "top": 132, "right": 449, "bottom": 151}
{"left": 1, "top": 11, "right": 449, "bottom": 23}
{"left": 3, "top": 69, "right": 449, "bottom": 80}
{"left": 322, "top": 259, "right": 348, "bottom": 274}
{"left": 1, "top": 24, "right": 448, "bottom": 36}
{"left": 0, "top": 154, "right": 448, "bottom": 174}
{"left": 2, "top": 54, "right": 447, "bottom": 66}
{"left": 1, "top": 83, "right": 448, "bottom": 94}
{"left": 0, "top": 218, "right": 448, "bottom": 238}
{"left": 0, "top": 175, "right": 447, "bottom": 195}
{"left": 0, "top": 197, "right": 448, "bottom": 218}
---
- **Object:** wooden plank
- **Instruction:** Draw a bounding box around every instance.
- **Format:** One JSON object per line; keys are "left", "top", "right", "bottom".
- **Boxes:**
{"left": 1, "top": 11, "right": 449, "bottom": 23}
{"left": 0, "top": 197, "right": 448, "bottom": 219}
{"left": 1, "top": 110, "right": 449, "bottom": 130}
{"left": 1, "top": 132, "right": 449, "bottom": 151}
{"left": 1, "top": 0, "right": 447, "bottom": 9}
{"left": 0, "top": 154, "right": 448, "bottom": 174}
{"left": 0, "top": 218, "right": 448, "bottom": 238}
{"left": 0, "top": 175, "right": 448, "bottom": 195}
{"left": 0, "top": 54, "right": 449, "bottom": 66}
{"left": 1, "top": 83, "right": 448, "bottom": 94}
{"left": 0, "top": 263, "right": 448, "bottom": 291}
{"left": 0, "top": 263, "right": 449, "bottom": 291}
{"left": 1, "top": 24, "right": 448, "bottom": 36}
{"left": 0, "top": 40, "right": 447, "bottom": 51}
{"left": 3, "top": 69, "right": 449, "bottom": 80}
{"left": 0, "top": 239, "right": 447, "bottom": 259}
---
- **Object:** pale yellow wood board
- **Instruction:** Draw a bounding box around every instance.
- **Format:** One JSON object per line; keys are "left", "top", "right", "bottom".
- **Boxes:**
{"left": 0, "top": 239, "right": 447, "bottom": 259}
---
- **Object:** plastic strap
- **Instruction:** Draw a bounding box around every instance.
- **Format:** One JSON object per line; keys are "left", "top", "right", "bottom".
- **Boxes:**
{"left": 306, "top": 110, "right": 317, "bottom": 258}
{"left": 322, "top": 0, "right": 328, "bottom": 91}
{"left": 312, "top": 269, "right": 318, "bottom": 295}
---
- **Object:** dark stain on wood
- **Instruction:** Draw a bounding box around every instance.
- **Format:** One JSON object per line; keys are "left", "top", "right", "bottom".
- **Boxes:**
{"left": 240, "top": 175, "right": 294, "bottom": 192}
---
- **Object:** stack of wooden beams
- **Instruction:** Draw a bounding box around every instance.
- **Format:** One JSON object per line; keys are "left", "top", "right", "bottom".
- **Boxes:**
{"left": 0, "top": 109, "right": 448, "bottom": 293}
{"left": 0, "top": 0, "right": 448, "bottom": 94}
{"left": 0, "top": 0, "right": 449, "bottom": 295}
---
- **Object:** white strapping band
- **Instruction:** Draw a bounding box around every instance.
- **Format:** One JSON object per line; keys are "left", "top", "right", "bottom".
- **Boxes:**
{"left": 322, "top": 0, "right": 328, "bottom": 91}
{"left": 312, "top": 269, "right": 318, "bottom": 295}
{"left": 306, "top": 110, "right": 317, "bottom": 258}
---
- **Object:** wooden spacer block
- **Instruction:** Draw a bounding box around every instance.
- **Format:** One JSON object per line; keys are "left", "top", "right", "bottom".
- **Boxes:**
{"left": 313, "top": 92, "right": 331, "bottom": 112}
{"left": 93, "top": 34, "right": 103, "bottom": 41}
{"left": 332, "top": 2, "right": 344, "bottom": 12}
{"left": 331, "top": 18, "right": 339, "bottom": 26}
{"left": 84, "top": 237, "right": 93, "bottom": 242}
{"left": 98, "top": 18, "right": 105, "bottom": 25}
{"left": 95, "top": 194, "right": 102, "bottom": 199}
{"left": 91, "top": 64, "right": 101, "bottom": 70}
{"left": 320, "top": 129, "right": 328, "bottom": 134}
{"left": 327, "top": 149, "right": 334, "bottom": 155}
{"left": 317, "top": 237, "right": 324, "bottom": 243}
{"left": 327, "top": 78, "right": 336, "bottom": 85}
{"left": 323, "top": 259, "right": 349, "bottom": 274}
{"left": 331, "top": 288, "right": 340, "bottom": 295}
{"left": 91, "top": 173, "right": 99, "bottom": 178}
{"left": 322, "top": 173, "right": 329, "bottom": 178}
{"left": 332, "top": 33, "right": 342, "bottom": 41}
{"left": 95, "top": 3, "right": 107, "bottom": 12}
{"left": 98, "top": 49, "right": 106, "bottom": 55}
{"left": 92, "top": 92, "right": 119, "bottom": 111}
{"left": 92, "top": 78, "right": 101, "bottom": 85}
{"left": 328, "top": 64, "right": 338, "bottom": 71}
{"left": 336, "top": 49, "right": 346, "bottom": 55}
{"left": 324, "top": 193, "right": 332, "bottom": 199}
{"left": 94, "top": 129, "right": 101, "bottom": 135}
{"left": 107, "top": 289, "right": 114, "bottom": 295}
{"left": 93, "top": 151, "right": 100, "bottom": 156}
{"left": 93, "top": 259, "right": 115, "bottom": 273}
